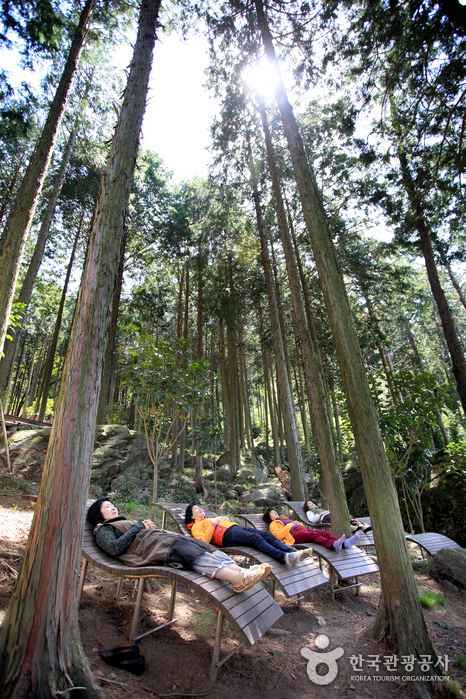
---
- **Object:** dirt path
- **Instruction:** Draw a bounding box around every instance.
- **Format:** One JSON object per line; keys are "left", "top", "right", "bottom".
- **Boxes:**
{"left": 0, "top": 493, "right": 465, "bottom": 699}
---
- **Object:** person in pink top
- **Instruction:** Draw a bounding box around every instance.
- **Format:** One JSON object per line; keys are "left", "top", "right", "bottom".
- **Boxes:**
{"left": 262, "top": 508, "right": 360, "bottom": 551}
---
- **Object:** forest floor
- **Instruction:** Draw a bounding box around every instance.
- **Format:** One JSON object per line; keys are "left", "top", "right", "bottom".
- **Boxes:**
{"left": 0, "top": 472, "right": 465, "bottom": 699}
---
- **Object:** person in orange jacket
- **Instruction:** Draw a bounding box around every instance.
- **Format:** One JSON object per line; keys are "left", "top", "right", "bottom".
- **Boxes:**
{"left": 263, "top": 508, "right": 360, "bottom": 551}
{"left": 185, "top": 504, "right": 312, "bottom": 566}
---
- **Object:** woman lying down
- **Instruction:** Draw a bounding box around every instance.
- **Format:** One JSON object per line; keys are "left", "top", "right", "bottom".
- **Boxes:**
{"left": 87, "top": 499, "right": 272, "bottom": 594}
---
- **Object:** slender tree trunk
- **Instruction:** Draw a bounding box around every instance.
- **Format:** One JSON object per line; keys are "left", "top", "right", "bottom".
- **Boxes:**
{"left": 239, "top": 329, "right": 254, "bottom": 454}
{"left": 177, "top": 268, "right": 189, "bottom": 472}
{"left": 37, "top": 226, "right": 80, "bottom": 422}
{"left": 227, "top": 328, "right": 240, "bottom": 481}
{"left": 255, "top": 0, "right": 436, "bottom": 670}
{"left": 0, "top": 124, "right": 80, "bottom": 402}
{"left": 390, "top": 93, "right": 466, "bottom": 416}
{"left": 171, "top": 269, "right": 184, "bottom": 470}
{"left": 258, "top": 97, "right": 349, "bottom": 534}
{"left": 195, "top": 258, "right": 204, "bottom": 494}
{"left": 250, "top": 163, "right": 306, "bottom": 498}
{"left": 219, "top": 322, "right": 230, "bottom": 450}
{"left": 0, "top": 0, "right": 97, "bottom": 360}
{"left": 0, "top": 4, "right": 161, "bottom": 695}
{"left": 259, "top": 300, "right": 280, "bottom": 467}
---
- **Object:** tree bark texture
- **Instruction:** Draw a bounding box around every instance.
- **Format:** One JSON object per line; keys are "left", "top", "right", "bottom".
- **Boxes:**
{"left": 96, "top": 230, "right": 127, "bottom": 424}
{"left": 258, "top": 97, "right": 350, "bottom": 535}
{"left": 250, "top": 168, "right": 306, "bottom": 498}
{"left": 0, "top": 3, "right": 161, "bottom": 696}
{"left": 0, "top": 0, "right": 97, "bottom": 361}
{"left": 255, "top": 0, "right": 436, "bottom": 667}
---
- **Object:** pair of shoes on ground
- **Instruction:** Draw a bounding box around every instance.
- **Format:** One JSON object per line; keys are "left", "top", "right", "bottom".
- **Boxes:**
{"left": 100, "top": 645, "right": 145, "bottom": 675}
{"left": 284, "top": 548, "right": 313, "bottom": 566}
{"left": 233, "top": 562, "right": 272, "bottom": 593}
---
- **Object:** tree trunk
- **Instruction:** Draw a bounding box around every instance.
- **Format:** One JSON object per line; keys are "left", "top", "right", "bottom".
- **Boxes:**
{"left": 259, "top": 300, "right": 280, "bottom": 468}
{"left": 0, "top": 0, "right": 97, "bottom": 360}
{"left": 250, "top": 164, "right": 306, "bottom": 498}
{"left": 238, "top": 329, "right": 254, "bottom": 453}
{"left": 219, "top": 322, "right": 230, "bottom": 450}
{"left": 177, "top": 268, "right": 190, "bottom": 472}
{"left": 0, "top": 115, "right": 80, "bottom": 403}
{"left": 37, "top": 222, "right": 81, "bottom": 422}
{"left": 227, "top": 328, "right": 240, "bottom": 481}
{"left": 255, "top": 0, "right": 437, "bottom": 670}
{"left": 390, "top": 93, "right": 466, "bottom": 416}
{"left": 258, "top": 96, "right": 350, "bottom": 534}
{"left": 96, "top": 229, "right": 127, "bottom": 424}
{"left": 0, "top": 3, "right": 161, "bottom": 695}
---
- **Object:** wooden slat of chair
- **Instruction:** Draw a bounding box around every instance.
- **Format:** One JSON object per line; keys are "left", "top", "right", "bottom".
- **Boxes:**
{"left": 81, "top": 515, "right": 283, "bottom": 681}
{"left": 155, "top": 503, "right": 329, "bottom": 603}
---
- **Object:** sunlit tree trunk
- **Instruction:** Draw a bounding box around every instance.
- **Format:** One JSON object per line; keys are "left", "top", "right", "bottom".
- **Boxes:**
{"left": 255, "top": 0, "right": 437, "bottom": 670}
{"left": 0, "top": 3, "right": 161, "bottom": 695}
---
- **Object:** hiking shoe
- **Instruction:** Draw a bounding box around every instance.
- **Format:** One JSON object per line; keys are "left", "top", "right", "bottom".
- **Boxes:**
{"left": 284, "top": 551, "right": 301, "bottom": 566}
{"left": 233, "top": 566, "right": 269, "bottom": 593}
{"left": 300, "top": 547, "right": 313, "bottom": 560}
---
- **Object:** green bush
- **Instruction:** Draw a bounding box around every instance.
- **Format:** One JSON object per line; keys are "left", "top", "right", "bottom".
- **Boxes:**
{"left": 419, "top": 590, "right": 446, "bottom": 608}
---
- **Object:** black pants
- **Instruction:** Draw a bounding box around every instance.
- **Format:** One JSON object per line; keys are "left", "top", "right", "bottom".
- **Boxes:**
{"left": 168, "top": 538, "right": 207, "bottom": 569}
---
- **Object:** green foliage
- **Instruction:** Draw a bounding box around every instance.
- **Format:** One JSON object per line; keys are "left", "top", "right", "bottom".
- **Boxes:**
{"left": 4, "top": 302, "right": 26, "bottom": 343}
{"left": 192, "top": 407, "right": 225, "bottom": 454}
{"left": 111, "top": 476, "right": 141, "bottom": 503}
{"left": 419, "top": 590, "right": 446, "bottom": 608}
{"left": 454, "top": 654, "right": 466, "bottom": 670}
{"left": 119, "top": 331, "right": 213, "bottom": 513}
{"left": 442, "top": 441, "right": 466, "bottom": 483}
{"left": 157, "top": 474, "right": 196, "bottom": 504}
{"left": 105, "top": 403, "right": 128, "bottom": 426}
{"left": 251, "top": 424, "right": 261, "bottom": 439}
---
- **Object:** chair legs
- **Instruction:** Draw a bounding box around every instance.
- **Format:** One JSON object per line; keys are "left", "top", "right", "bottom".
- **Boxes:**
{"left": 78, "top": 559, "right": 88, "bottom": 604}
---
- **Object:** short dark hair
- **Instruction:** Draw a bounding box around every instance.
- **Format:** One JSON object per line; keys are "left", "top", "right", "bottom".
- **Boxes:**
{"left": 87, "top": 499, "right": 107, "bottom": 528}
{"left": 262, "top": 508, "right": 274, "bottom": 525}
{"left": 303, "top": 501, "right": 310, "bottom": 513}
{"left": 185, "top": 503, "right": 196, "bottom": 525}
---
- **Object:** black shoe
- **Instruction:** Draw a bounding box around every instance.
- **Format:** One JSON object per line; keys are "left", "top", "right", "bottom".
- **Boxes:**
{"left": 117, "top": 656, "right": 146, "bottom": 676}
{"left": 100, "top": 645, "right": 140, "bottom": 667}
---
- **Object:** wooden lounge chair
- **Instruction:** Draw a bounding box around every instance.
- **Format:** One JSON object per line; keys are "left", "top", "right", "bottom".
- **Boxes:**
{"left": 286, "top": 506, "right": 460, "bottom": 560}
{"left": 79, "top": 517, "right": 283, "bottom": 681}
{"left": 238, "top": 513, "right": 379, "bottom": 601}
{"left": 154, "top": 503, "right": 329, "bottom": 605}
{"left": 404, "top": 532, "right": 461, "bottom": 562}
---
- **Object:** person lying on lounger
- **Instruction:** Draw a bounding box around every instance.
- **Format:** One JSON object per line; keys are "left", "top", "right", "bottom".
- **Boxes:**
{"left": 263, "top": 508, "right": 360, "bottom": 551}
{"left": 87, "top": 499, "right": 271, "bottom": 594}
{"left": 184, "top": 504, "right": 312, "bottom": 566}
{"left": 303, "top": 501, "right": 372, "bottom": 533}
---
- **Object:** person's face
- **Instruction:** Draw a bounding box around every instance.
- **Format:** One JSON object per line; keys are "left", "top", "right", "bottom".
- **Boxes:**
{"left": 306, "top": 501, "right": 313, "bottom": 509}
{"left": 270, "top": 510, "right": 279, "bottom": 520}
{"left": 100, "top": 501, "right": 118, "bottom": 520}
{"left": 192, "top": 505, "right": 205, "bottom": 519}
